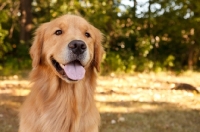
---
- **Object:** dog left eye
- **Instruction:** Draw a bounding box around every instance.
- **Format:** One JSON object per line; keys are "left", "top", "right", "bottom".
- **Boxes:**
{"left": 55, "top": 30, "right": 62, "bottom": 35}
{"left": 85, "top": 32, "right": 91, "bottom": 38}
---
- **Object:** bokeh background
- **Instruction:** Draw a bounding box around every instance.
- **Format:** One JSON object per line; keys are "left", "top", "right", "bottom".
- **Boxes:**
{"left": 1, "top": 0, "right": 200, "bottom": 132}
{"left": 1, "top": 0, "right": 200, "bottom": 75}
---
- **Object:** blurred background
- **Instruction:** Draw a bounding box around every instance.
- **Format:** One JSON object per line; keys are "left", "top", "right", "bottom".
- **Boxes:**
{"left": 1, "top": 0, "right": 200, "bottom": 75}
{"left": 1, "top": 0, "right": 200, "bottom": 132}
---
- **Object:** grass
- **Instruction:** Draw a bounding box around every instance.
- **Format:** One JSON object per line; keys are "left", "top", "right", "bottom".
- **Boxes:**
{"left": 1, "top": 71, "right": 200, "bottom": 132}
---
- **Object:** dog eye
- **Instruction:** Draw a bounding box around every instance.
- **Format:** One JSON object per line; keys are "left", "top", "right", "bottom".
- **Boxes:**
{"left": 85, "top": 32, "right": 91, "bottom": 38}
{"left": 55, "top": 30, "right": 62, "bottom": 35}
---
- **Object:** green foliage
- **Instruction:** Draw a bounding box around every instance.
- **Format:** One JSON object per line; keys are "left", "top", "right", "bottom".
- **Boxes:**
{"left": 0, "top": 25, "right": 9, "bottom": 58}
{"left": 0, "top": 8, "right": 9, "bottom": 60}
{"left": 1, "top": 0, "right": 200, "bottom": 75}
{"left": 103, "top": 50, "right": 135, "bottom": 74}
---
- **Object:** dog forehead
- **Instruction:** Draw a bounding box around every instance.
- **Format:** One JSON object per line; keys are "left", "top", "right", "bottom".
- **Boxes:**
{"left": 51, "top": 15, "right": 90, "bottom": 28}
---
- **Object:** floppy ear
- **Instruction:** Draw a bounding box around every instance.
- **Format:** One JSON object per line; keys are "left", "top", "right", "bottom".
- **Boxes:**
{"left": 30, "top": 23, "right": 48, "bottom": 68}
{"left": 93, "top": 27, "right": 104, "bottom": 72}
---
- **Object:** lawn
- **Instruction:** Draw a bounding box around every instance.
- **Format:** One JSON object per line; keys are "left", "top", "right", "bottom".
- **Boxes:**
{"left": 1, "top": 72, "right": 200, "bottom": 132}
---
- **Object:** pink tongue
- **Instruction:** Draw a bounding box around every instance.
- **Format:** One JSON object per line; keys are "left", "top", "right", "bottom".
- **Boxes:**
{"left": 64, "top": 62, "right": 85, "bottom": 80}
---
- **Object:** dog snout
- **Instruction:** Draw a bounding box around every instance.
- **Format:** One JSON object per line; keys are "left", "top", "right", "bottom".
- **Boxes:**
{"left": 68, "top": 40, "right": 87, "bottom": 55}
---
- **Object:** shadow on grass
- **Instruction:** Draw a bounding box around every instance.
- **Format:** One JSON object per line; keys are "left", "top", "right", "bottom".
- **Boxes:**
{"left": 99, "top": 101, "right": 200, "bottom": 132}
{"left": 0, "top": 94, "right": 200, "bottom": 132}
{"left": 0, "top": 94, "right": 25, "bottom": 132}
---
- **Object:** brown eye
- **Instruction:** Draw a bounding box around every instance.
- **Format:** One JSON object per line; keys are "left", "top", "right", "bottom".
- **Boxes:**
{"left": 85, "top": 32, "right": 91, "bottom": 38}
{"left": 55, "top": 30, "right": 62, "bottom": 35}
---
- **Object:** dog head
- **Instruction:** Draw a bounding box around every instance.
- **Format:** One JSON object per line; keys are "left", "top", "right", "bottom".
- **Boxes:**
{"left": 30, "top": 15, "right": 104, "bottom": 82}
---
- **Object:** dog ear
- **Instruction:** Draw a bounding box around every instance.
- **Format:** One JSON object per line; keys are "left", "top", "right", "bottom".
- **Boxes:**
{"left": 30, "top": 23, "right": 48, "bottom": 68}
{"left": 93, "top": 27, "right": 104, "bottom": 72}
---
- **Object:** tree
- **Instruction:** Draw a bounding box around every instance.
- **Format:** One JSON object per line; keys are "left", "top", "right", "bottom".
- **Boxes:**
{"left": 1, "top": 0, "right": 200, "bottom": 75}
{"left": 20, "top": 0, "right": 33, "bottom": 42}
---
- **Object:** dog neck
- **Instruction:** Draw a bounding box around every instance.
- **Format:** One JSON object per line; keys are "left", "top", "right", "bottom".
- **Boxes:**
{"left": 27, "top": 65, "right": 99, "bottom": 132}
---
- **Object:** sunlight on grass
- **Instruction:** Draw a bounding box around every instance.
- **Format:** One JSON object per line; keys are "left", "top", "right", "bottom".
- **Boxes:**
{"left": 0, "top": 79, "right": 30, "bottom": 96}
{"left": 1, "top": 72, "right": 200, "bottom": 132}
{"left": 96, "top": 72, "right": 200, "bottom": 132}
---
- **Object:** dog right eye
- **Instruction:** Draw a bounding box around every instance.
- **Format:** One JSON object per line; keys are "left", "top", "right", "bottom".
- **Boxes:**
{"left": 55, "top": 30, "right": 62, "bottom": 35}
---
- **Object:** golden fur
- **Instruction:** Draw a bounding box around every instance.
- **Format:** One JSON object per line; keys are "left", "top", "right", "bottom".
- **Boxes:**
{"left": 19, "top": 15, "right": 104, "bottom": 132}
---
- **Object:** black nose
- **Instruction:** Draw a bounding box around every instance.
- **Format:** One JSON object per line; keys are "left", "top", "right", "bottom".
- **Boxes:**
{"left": 68, "top": 40, "right": 87, "bottom": 55}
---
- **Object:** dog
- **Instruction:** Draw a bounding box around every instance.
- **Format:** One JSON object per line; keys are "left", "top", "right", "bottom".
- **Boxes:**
{"left": 19, "top": 14, "right": 104, "bottom": 132}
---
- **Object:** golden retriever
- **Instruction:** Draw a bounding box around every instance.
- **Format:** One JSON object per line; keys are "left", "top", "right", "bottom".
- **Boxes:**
{"left": 19, "top": 14, "right": 104, "bottom": 132}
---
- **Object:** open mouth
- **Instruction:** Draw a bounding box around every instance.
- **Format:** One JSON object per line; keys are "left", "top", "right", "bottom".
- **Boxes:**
{"left": 51, "top": 58, "right": 86, "bottom": 81}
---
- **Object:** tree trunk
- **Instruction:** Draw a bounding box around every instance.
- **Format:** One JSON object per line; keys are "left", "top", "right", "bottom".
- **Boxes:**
{"left": 133, "top": 0, "right": 137, "bottom": 19}
{"left": 20, "top": 0, "right": 33, "bottom": 43}
{"left": 148, "top": 0, "right": 151, "bottom": 36}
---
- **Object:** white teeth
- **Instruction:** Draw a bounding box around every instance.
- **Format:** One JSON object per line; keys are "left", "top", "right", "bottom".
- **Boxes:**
{"left": 59, "top": 63, "right": 65, "bottom": 69}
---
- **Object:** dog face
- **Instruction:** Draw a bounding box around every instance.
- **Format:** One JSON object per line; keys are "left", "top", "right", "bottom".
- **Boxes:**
{"left": 30, "top": 15, "right": 104, "bottom": 82}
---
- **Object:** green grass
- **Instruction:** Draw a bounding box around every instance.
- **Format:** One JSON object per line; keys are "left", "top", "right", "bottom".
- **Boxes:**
{"left": 1, "top": 72, "right": 200, "bottom": 132}
{"left": 99, "top": 103, "right": 200, "bottom": 132}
